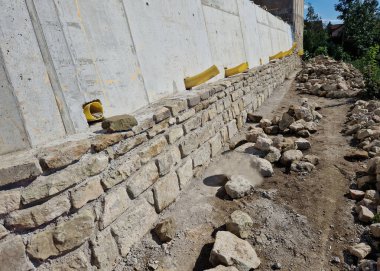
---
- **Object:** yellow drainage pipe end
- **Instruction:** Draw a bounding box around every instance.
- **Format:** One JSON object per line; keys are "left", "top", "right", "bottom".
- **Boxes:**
{"left": 298, "top": 50, "right": 304, "bottom": 56}
{"left": 224, "top": 62, "right": 249, "bottom": 78}
{"left": 269, "top": 51, "right": 283, "bottom": 61}
{"left": 83, "top": 100, "right": 104, "bottom": 122}
{"left": 184, "top": 65, "right": 220, "bottom": 90}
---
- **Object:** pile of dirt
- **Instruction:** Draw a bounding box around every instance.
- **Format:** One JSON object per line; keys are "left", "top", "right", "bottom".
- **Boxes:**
{"left": 296, "top": 56, "right": 365, "bottom": 98}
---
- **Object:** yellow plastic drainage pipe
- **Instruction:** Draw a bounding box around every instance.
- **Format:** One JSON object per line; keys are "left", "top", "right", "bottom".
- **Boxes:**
{"left": 269, "top": 51, "right": 283, "bottom": 61}
{"left": 298, "top": 49, "right": 304, "bottom": 56}
{"left": 184, "top": 65, "right": 220, "bottom": 90}
{"left": 83, "top": 100, "right": 104, "bottom": 122}
{"left": 224, "top": 62, "right": 249, "bottom": 78}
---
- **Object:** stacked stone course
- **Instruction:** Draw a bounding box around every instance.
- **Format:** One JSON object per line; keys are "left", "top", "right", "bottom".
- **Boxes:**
{"left": 0, "top": 54, "right": 300, "bottom": 270}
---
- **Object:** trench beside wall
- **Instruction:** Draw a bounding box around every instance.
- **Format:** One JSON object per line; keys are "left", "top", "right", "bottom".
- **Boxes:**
{"left": 0, "top": 54, "right": 301, "bottom": 271}
{"left": 0, "top": 0, "right": 293, "bottom": 156}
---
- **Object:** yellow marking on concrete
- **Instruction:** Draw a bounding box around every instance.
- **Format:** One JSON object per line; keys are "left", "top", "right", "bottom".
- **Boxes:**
{"left": 224, "top": 62, "right": 249, "bottom": 78}
{"left": 184, "top": 65, "right": 220, "bottom": 90}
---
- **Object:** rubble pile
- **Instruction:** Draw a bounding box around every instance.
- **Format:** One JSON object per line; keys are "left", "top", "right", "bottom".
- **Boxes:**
{"left": 343, "top": 100, "right": 380, "bottom": 158}
{"left": 347, "top": 156, "right": 380, "bottom": 269}
{"left": 296, "top": 56, "right": 365, "bottom": 98}
{"left": 242, "top": 98, "right": 321, "bottom": 174}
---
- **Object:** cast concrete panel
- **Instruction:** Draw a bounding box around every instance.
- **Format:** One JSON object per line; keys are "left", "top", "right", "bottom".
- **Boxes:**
{"left": 123, "top": 0, "right": 213, "bottom": 101}
{"left": 201, "top": 0, "right": 239, "bottom": 15}
{"left": 237, "top": 0, "right": 262, "bottom": 67}
{"left": 203, "top": 5, "right": 246, "bottom": 77}
{"left": 0, "top": 0, "right": 66, "bottom": 147}
{"left": 52, "top": 0, "right": 149, "bottom": 117}
{"left": 0, "top": 57, "right": 30, "bottom": 155}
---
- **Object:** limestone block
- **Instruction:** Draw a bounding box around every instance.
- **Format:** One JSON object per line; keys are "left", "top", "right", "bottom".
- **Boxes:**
{"left": 21, "top": 153, "right": 108, "bottom": 204}
{"left": 71, "top": 176, "right": 104, "bottom": 209}
{"left": 100, "top": 186, "right": 131, "bottom": 229}
{"left": 209, "top": 134, "right": 223, "bottom": 157}
{"left": 226, "top": 210, "right": 253, "bottom": 239}
{"left": 210, "top": 231, "right": 261, "bottom": 270}
{"left": 192, "top": 143, "right": 211, "bottom": 168}
{"left": 153, "top": 107, "right": 171, "bottom": 123}
{"left": 166, "top": 126, "right": 184, "bottom": 144}
{"left": 27, "top": 229, "right": 59, "bottom": 260}
{"left": 156, "top": 146, "right": 181, "bottom": 176}
{"left": 147, "top": 119, "right": 169, "bottom": 139}
{"left": 138, "top": 136, "right": 168, "bottom": 164}
{"left": 0, "top": 236, "right": 34, "bottom": 271}
{"left": 111, "top": 199, "right": 158, "bottom": 256}
{"left": 38, "top": 140, "right": 91, "bottom": 170}
{"left": 153, "top": 172, "right": 180, "bottom": 213}
{"left": 102, "top": 114, "right": 138, "bottom": 132}
{"left": 53, "top": 211, "right": 95, "bottom": 253}
{"left": 43, "top": 250, "right": 90, "bottom": 271}
{"left": 0, "top": 158, "right": 42, "bottom": 187}
{"left": 177, "top": 158, "right": 193, "bottom": 190}
{"left": 179, "top": 132, "right": 199, "bottom": 157}
{"left": 91, "top": 229, "right": 119, "bottom": 270}
{"left": 0, "top": 189, "right": 20, "bottom": 215}
{"left": 175, "top": 107, "right": 196, "bottom": 124}
{"left": 127, "top": 162, "right": 159, "bottom": 199}
{"left": 6, "top": 195, "right": 70, "bottom": 230}
{"left": 91, "top": 133, "right": 125, "bottom": 152}
{"left": 227, "top": 120, "right": 238, "bottom": 140}
{"left": 102, "top": 154, "right": 141, "bottom": 189}
{"left": 161, "top": 98, "right": 188, "bottom": 116}
{"left": 183, "top": 115, "right": 202, "bottom": 134}
{"left": 115, "top": 134, "right": 147, "bottom": 157}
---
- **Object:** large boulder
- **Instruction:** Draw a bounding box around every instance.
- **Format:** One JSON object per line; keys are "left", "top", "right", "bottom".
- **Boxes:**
{"left": 210, "top": 231, "right": 261, "bottom": 271}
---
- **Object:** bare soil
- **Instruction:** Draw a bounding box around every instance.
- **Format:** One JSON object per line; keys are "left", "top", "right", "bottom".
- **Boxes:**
{"left": 118, "top": 80, "right": 365, "bottom": 271}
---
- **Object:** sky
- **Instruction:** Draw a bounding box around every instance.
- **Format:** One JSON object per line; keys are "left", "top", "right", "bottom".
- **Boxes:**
{"left": 304, "top": 0, "right": 343, "bottom": 24}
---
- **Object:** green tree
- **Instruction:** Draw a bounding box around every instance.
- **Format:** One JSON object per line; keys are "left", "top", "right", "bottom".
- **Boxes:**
{"left": 335, "top": 0, "right": 380, "bottom": 57}
{"left": 304, "top": 3, "right": 328, "bottom": 57}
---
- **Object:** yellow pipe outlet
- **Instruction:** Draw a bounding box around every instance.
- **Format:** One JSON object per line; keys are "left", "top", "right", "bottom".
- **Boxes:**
{"left": 269, "top": 51, "right": 283, "bottom": 61}
{"left": 83, "top": 100, "right": 104, "bottom": 122}
{"left": 224, "top": 62, "right": 249, "bottom": 78}
{"left": 184, "top": 65, "right": 220, "bottom": 90}
{"left": 298, "top": 50, "right": 304, "bottom": 56}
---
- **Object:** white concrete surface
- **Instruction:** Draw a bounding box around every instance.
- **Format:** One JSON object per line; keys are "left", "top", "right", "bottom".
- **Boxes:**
{"left": 0, "top": 0, "right": 294, "bottom": 155}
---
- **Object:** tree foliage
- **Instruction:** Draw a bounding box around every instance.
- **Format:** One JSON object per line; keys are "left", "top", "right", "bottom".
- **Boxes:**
{"left": 335, "top": 0, "right": 380, "bottom": 57}
{"left": 303, "top": 3, "right": 328, "bottom": 58}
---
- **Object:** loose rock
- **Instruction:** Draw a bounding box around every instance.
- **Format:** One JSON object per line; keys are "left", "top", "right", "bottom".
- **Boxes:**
{"left": 226, "top": 210, "right": 253, "bottom": 239}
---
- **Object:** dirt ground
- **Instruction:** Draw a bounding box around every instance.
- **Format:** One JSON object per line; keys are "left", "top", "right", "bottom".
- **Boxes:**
{"left": 118, "top": 80, "right": 366, "bottom": 271}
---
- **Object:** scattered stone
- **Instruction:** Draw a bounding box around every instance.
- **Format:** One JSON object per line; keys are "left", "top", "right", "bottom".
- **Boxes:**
{"left": 226, "top": 210, "right": 253, "bottom": 239}
{"left": 205, "top": 266, "right": 239, "bottom": 271}
{"left": 279, "top": 113, "right": 295, "bottom": 131}
{"left": 290, "top": 161, "right": 315, "bottom": 173}
{"left": 302, "top": 155, "right": 320, "bottom": 165}
{"left": 272, "top": 263, "right": 282, "bottom": 270}
{"left": 251, "top": 157, "right": 274, "bottom": 177}
{"left": 254, "top": 136, "right": 273, "bottom": 151}
{"left": 331, "top": 256, "right": 341, "bottom": 264}
{"left": 295, "top": 138, "right": 311, "bottom": 150}
{"left": 246, "top": 127, "right": 264, "bottom": 143}
{"left": 209, "top": 231, "right": 261, "bottom": 270}
{"left": 281, "top": 150, "right": 303, "bottom": 166}
{"left": 349, "top": 243, "right": 372, "bottom": 259}
{"left": 357, "top": 205, "right": 374, "bottom": 223}
{"left": 350, "top": 189, "right": 365, "bottom": 200}
{"left": 102, "top": 114, "right": 138, "bottom": 132}
{"left": 370, "top": 223, "right": 380, "bottom": 238}
{"left": 155, "top": 217, "right": 176, "bottom": 242}
{"left": 225, "top": 175, "right": 255, "bottom": 199}
{"left": 247, "top": 113, "right": 262, "bottom": 123}
{"left": 344, "top": 150, "right": 369, "bottom": 161}
{"left": 264, "top": 147, "right": 281, "bottom": 163}
{"left": 0, "top": 225, "right": 8, "bottom": 239}
{"left": 297, "top": 129, "right": 311, "bottom": 138}
{"left": 259, "top": 118, "right": 272, "bottom": 128}
{"left": 358, "top": 259, "right": 377, "bottom": 271}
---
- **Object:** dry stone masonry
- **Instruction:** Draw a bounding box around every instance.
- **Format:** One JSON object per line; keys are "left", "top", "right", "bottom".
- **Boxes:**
{"left": 0, "top": 54, "right": 300, "bottom": 270}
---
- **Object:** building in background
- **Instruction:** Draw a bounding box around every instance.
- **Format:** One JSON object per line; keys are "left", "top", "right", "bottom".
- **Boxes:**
{"left": 252, "top": 0, "right": 304, "bottom": 49}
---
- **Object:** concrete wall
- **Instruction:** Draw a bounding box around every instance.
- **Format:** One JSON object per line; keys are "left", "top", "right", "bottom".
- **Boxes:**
{"left": 0, "top": 0, "right": 295, "bottom": 156}
{"left": 0, "top": 54, "right": 301, "bottom": 271}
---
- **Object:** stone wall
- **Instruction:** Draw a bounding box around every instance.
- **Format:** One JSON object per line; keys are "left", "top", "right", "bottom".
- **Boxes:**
{"left": 0, "top": 54, "right": 301, "bottom": 271}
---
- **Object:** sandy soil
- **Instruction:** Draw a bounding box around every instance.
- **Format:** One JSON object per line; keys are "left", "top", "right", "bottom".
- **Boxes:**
{"left": 118, "top": 80, "right": 365, "bottom": 271}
